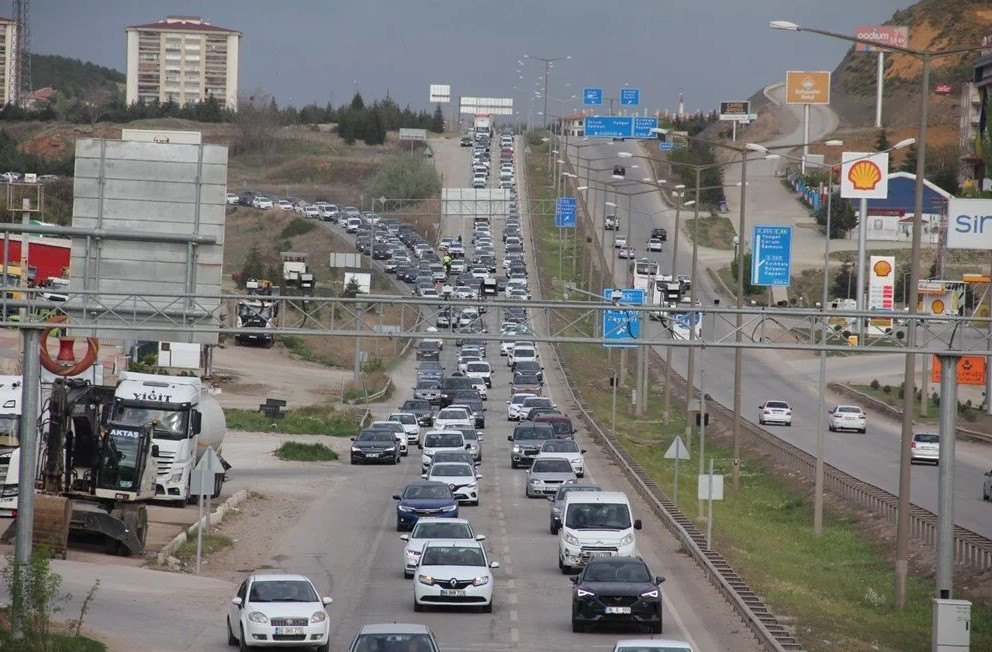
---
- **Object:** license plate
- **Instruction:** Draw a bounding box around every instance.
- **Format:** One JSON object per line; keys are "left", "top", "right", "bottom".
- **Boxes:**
{"left": 274, "top": 626, "right": 304, "bottom": 635}
{"left": 588, "top": 551, "right": 613, "bottom": 559}
{"left": 440, "top": 589, "right": 466, "bottom": 596}
{"left": 366, "top": 453, "right": 380, "bottom": 457}
{"left": 605, "top": 606, "right": 631, "bottom": 615}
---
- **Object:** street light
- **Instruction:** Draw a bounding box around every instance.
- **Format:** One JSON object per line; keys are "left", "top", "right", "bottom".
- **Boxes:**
{"left": 771, "top": 20, "right": 986, "bottom": 610}
{"left": 524, "top": 54, "right": 571, "bottom": 129}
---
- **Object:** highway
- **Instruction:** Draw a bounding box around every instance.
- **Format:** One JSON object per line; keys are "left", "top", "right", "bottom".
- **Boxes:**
{"left": 563, "top": 104, "right": 992, "bottom": 539}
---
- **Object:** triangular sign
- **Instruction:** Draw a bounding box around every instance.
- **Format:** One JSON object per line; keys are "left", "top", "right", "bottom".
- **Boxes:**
{"left": 194, "top": 447, "right": 225, "bottom": 474}
{"left": 664, "top": 436, "right": 690, "bottom": 460}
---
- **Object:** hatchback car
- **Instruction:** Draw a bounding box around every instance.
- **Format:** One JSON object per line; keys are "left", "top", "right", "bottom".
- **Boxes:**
{"left": 400, "top": 518, "right": 484, "bottom": 578}
{"left": 227, "top": 573, "right": 331, "bottom": 651}
{"left": 393, "top": 481, "right": 459, "bottom": 531}
{"left": 349, "top": 623, "right": 440, "bottom": 652}
{"left": 910, "top": 432, "right": 940, "bottom": 465}
{"left": 413, "top": 539, "right": 498, "bottom": 612}
{"left": 570, "top": 557, "right": 664, "bottom": 634}
{"left": 422, "top": 462, "right": 481, "bottom": 505}
{"left": 758, "top": 400, "right": 793, "bottom": 426}
{"left": 827, "top": 405, "right": 867, "bottom": 433}
{"left": 421, "top": 430, "right": 469, "bottom": 469}
{"left": 647, "top": 238, "right": 663, "bottom": 252}
{"left": 435, "top": 407, "right": 473, "bottom": 430}
{"left": 388, "top": 412, "right": 421, "bottom": 445}
{"left": 526, "top": 455, "right": 578, "bottom": 497}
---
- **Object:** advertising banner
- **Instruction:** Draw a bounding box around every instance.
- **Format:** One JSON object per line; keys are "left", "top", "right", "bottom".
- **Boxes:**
{"left": 719, "top": 101, "right": 750, "bottom": 121}
{"left": 855, "top": 26, "right": 909, "bottom": 52}
{"left": 946, "top": 198, "right": 992, "bottom": 250}
{"left": 868, "top": 256, "right": 895, "bottom": 328}
{"left": 931, "top": 355, "right": 987, "bottom": 386}
{"left": 785, "top": 71, "right": 831, "bottom": 105}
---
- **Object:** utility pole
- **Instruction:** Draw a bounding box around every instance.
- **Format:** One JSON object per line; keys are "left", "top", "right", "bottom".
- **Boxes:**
{"left": 526, "top": 55, "right": 569, "bottom": 129}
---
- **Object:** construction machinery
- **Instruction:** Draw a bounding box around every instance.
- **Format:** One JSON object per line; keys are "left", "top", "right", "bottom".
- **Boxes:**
{"left": 236, "top": 277, "right": 279, "bottom": 347}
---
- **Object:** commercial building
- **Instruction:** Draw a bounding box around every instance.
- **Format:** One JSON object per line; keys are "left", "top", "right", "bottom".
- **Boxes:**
{"left": 125, "top": 15, "right": 241, "bottom": 109}
{"left": 960, "top": 45, "right": 992, "bottom": 190}
{"left": 0, "top": 16, "right": 17, "bottom": 105}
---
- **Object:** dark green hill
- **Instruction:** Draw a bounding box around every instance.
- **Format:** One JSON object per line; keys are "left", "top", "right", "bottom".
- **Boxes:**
{"left": 30, "top": 53, "right": 124, "bottom": 99}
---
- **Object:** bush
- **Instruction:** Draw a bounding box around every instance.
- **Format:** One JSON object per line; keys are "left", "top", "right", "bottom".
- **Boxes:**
{"left": 883, "top": 385, "right": 891, "bottom": 394}
{"left": 274, "top": 441, "right": 338, "bottom": 461}
{"left": 870, "top": 379, "right": 880, "bottom": 390}
{"left": 279, "top": 219, "right": 316, "bottom": 239}
{"left": 364, "top": 155, "right": 441, "bottom": 204}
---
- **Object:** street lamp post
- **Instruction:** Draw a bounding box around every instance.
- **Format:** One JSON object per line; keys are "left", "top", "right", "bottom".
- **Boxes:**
{"left": 524, "top": 54, "right": 570, "bottom": 129}
{"left": 664, "top": 186, "right": 690, "bottom": 423}
{"left": 770, "top": 18, "right": 985, "bottom": 609}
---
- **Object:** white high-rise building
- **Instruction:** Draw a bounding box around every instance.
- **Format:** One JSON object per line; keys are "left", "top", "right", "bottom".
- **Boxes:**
{"left": 0, "top": 16, "right": 17, "bottom": 105}
{"left": 126, "top": 15, "right": 241, "bottom": 109}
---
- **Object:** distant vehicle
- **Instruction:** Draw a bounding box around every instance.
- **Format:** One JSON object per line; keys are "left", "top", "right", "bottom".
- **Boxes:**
{"left": 303, "top": 204, "right": 320, "bottom": 218}
{"left": 399, "top": 517, "right": 483, "bottom": 578}
{"left": 618, "top": 245, "right": 635, "bottom": 259}
{"left": 910, "top": 432, "right": 940, "bottom": 465}
{"left": 460, "top": 136, "right": 474, "bottom": 147}
{"left": 651, "top": 227, "right": 668, "bottom": 241}
{"left": 526, "top": 455, "right": 577, "bottom": 498}
{"left": 758, "top": 400, "right": 793, "bottom": 426}
{"left": 225, "top": 192, "right": 239, "bottom": 205}
{"left": 277, "top": 199, "right": 294, "bottom": 211}
{"left": 251, "top": 195, "right": 274, "bottom": 210}
{"left": 1, "top": 171, "right": 22, "bottom": 183}
{"left": 983, "top": 468, "right": 992, "bottom": 501}
{"left": 605, "top": 215, "right": 620, "bottom": 230}
{"left": 647, "top": 238, "right": 663, "bottom": 252}
{"left": 612, "top": 165, "right": 626, "bottom": 178}
{"left": 827, "top": 405, "right": 867, "bottom": 433}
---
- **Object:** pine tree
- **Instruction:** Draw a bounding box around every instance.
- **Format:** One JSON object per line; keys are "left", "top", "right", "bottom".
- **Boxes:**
{"left": 350, "top": 92, "right": 365, "bottom": 111}
{"left": 900, "top": 144, "right": 918, "bottom": 173}
{"left": 363, "top": 108, "right": 386, "bottom": 145}
{"left": 431, "top": 104, "right": 444, "bottom": 133}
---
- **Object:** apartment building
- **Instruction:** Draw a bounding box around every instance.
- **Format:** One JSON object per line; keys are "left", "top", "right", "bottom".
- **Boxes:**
{"left": 0, "top": 16, "right": 17, "bottom": 105}
{"left": 125, "top": 15, "right": 241, "bottom": 109}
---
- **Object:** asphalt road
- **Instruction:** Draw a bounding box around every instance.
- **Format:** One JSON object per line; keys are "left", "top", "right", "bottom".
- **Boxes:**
{"left": 565, "top": 112, "right": 992, "bottom": 538}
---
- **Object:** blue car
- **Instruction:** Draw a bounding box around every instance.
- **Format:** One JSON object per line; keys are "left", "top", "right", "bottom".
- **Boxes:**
{"left": 393, "top": 481, "right": 459, "bottom": 531}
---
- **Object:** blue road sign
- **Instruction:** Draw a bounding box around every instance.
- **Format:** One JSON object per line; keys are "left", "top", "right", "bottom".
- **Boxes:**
{"left": 583, "top": 88, "right": 603, "bottom": 105}
{"left": 603, "top": 288, "right": 645, "bottom": 348}
{"left": 620, "top": 88, "right": 640, "bottom": 105}
{"left": 555, "top": 197, "right": 577, "bottom": 227}
{"left": 584, "top": 116, "right": 659, "bottom": 139}
{"left": 751, "top": 225, "right": 793, "bottom": 286}
{"left": 658, "top": 141, "right": 673, "bottom": 151}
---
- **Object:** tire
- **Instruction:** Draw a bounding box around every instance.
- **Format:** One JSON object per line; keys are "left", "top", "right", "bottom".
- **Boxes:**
{"left": 482, "top": 599, "right": 493, "bottom": 613}
{"left": 758, "top": 418, "right": 764, "bottom": 425}
{"left": 315, "top": 642, "right": 329, "bottom": 652}
{"left": 404, "top": 570, "right": 413, "bottom": 579}
{"left": 828, "top": 425, "right": 835, "bottom": 432}
{"left": 239, "top": 626, "right": 250, "bottom": 651}
{"left": 351, "top": 457, "right": 358, "bottom": 465}
{"left": 571, "top": 619, "right": 584, "bottom": 633}
{"left": 558, "top": 556, "right": 570, "bottom": 574}
{"left": 859, "top": 429, "right": 866, "bottom": 434}
{"left": 212, "top": 472, "right": 224, "bottom": 499}
{"left": 397, "top": 520, "right": 404, "bottom": 532}
{"left": 649, "top": 619, "right": 663, "bottom": 635}
{"left": 550, "top": 522, "right": 558, "bottom": 535}
{"left": 511, "top": 460, "right": 518, "bottom": 469}
{"left": 414, "top": 598, "right": 424, "bottom": 612}
{"left": 227, "top": 618, "right": 238, "bottom": 646}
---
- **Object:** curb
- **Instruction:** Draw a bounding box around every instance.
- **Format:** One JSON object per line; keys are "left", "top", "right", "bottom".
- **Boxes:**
{"left": 156, "top": 488, "right": 249, "bottom": 566}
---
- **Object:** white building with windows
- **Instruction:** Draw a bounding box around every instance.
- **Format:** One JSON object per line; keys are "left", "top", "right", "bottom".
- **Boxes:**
{"left": 125, "top": 15, "right": 241, "bottom": 109}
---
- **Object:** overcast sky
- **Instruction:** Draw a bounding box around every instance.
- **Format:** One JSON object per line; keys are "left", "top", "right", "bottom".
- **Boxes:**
{"left": 32, "top": 1, "right": 914, "bottom": 116}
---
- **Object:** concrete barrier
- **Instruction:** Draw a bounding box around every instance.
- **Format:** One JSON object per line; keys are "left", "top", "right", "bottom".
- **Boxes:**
{"left": 156, "top": 488, "right": 249, "bottom": 566}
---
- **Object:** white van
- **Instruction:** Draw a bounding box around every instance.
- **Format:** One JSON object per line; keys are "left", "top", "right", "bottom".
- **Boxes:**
{"left": 346, "top": 216, "right": 362, "bottom": 233}
{"left": 558, "top": 491, "right": 641, "bottom": 573}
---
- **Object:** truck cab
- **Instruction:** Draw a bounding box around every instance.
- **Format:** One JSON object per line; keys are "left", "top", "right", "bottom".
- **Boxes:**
{"left": 0, "top": 375, "right": 23, "bottom": 515}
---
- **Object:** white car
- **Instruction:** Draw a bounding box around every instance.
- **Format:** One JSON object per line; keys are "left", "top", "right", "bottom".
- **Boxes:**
{"left": 225, "top": 192, "right": 240, "bottom": 205}
{"left": 252, "top": 195, "right": 274, "bottom": 210}
{"left": 827, "top": 405, "right": 867, "bottom": 433}
{"left": 509, "top": 344, "right": 538, "bottom": 369}
{"left": 758, "top": 400, "right": 793, "bottom": 426}
{"left": 458, "top": 308, "right": 482, "bottom": 328}
{"left": 464, "top": 361, "right": 493, "bottom": 388}
{"left": 227, "top": 573, "right": 331, "bottom": 651}
{"left": 519, "top": 396, "right": 556, "bottom": 421}
{"left": 506, "top": 393, "right": 536, "bottom": 421}
{"left": 910, "top": 432, "right": 940, "bottom": 465}
{"left": 370, "top": 420, "right": 408, "bottom": 456}
{"left": 319, "top": 203, "right": 339, "bottom": 220}
{"left": 613, "top": 640, "right": 695, "bottom": 652}
{"left": 614, "top": 235, "right": 628, "bottom": 248}
{"left": 422, "top": 462, "right": 481, "bottom": 505}
{"left": 413, "top": 540, "right": 498, "bottom": 612}
{"left": 399, "top": 518, "right": 485, "bottom": 579}
{"left": 501, "top": 338, "right": 534, "bottom": 357}
{"left": 421, "top": 430, "right": 468, "bottom": 471}
{"left": 647, "top": 238, "right": 663, "bottom": 252}
{"left": 541, "top": 439, "right": 586, "bottom": 477}
{"left": 277, "top": 199, "right": 294, "bottom": 211}
{"left": 618, "top": 245, "right": 635, "bottom": 259}
{"left": 457, "top": 355, "right": 481, "bottom": 375}
{"left": 303, "top": 204, "right": 321, "bottom": 219}
{"left": 389, "top": 412, "right": 421, "bottom": 445}
{"left": 435, "top": 407, "right": 473, "bottom": 430}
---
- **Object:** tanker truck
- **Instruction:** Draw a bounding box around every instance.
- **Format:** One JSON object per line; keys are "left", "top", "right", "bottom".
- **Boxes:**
{"left": 111, "top": 371, "right": 227, "bottom": 503}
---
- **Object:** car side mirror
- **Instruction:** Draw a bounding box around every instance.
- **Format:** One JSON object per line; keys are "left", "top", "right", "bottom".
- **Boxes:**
{"left": 569, "top": 576, "right": 579, "bottom": 584}
{"left": 507, "top": 435, "right": 513, "bottom": 442}
{"left": 581, "top": 449, "right": 587, "bottom": 454}
{"left": 392, "top": 495, "right": 401, "bottom": 500}
{"left": 321, "top": 597, "right": 333, "bottom": 606}
{"left": 633, "top": 519, "right": 642, "bottom": 530}
{"left": 421, "top": 473, "right": 428, "bottom": 479}
{"left": 546, "top": 495, "right": 555, "bottom": 502}
{"left": 758, "top": 404, "right": 764, "bottom": 409}
{"left": 655, "top": 576, "right": 666, "bottom": 585}
{"left": 350, "top": 437, "right": 356, "bottom": 441}
{"left": 489, "top": 561, "right": 500, "bottom": 569}
{"left": 231, "top": 597, "right": 243, "bottom": 607}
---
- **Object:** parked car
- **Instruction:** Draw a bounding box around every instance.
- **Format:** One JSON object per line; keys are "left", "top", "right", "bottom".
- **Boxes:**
{"left": 225, "top": 192, "right": 239, "bottom": 205}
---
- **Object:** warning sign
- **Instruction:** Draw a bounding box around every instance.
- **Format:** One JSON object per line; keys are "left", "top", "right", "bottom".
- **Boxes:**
{"left": 931, "top": 356, "right": 987, "bottom": 386}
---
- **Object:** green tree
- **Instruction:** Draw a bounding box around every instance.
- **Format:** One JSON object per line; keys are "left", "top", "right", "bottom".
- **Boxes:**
{"left": 350, "top": 92, "right": 365, "bottom": 111}
{"left": 363, "top": 106, "right": 387, "bottom": 145}
{"left": 815, "top": 192, "right": 857, "bottom": 239}
{"left": 342, "top": 277, "right": 362, "bottom": 298}
{"left": 431, "top": 104, "right": 444, "bottom": 133}
{"left": 874, "top": 130, "right": 890, "bottom": 169}
{"left": 239, "top": 244, "right": 265, "bottom": 287}
{"left": 730, "top": 250, "right": 758, "bottom": 296}
{"left": 900, "top": 144, "right": 918, "bottom": 173}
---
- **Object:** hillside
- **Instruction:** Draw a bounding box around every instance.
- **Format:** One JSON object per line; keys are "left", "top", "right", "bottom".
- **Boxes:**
{"left": 30, "top": 53, "right": 124, "bottom": 99}
{"left": 829, "top": 0, "right": 992, "bottom": 128}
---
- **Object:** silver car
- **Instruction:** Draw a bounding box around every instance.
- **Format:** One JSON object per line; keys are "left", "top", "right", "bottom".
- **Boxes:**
{"left": 910, "top": 432, "right": 940, "bottom": 465}
{"left": 526, "top": 455, "right": 577, "bottom": 498}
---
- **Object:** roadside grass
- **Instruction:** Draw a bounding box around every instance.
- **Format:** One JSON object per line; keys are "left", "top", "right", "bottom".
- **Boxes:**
{"left": 683, "top": 216, "right": 736, "bottom": 250}
{"left": 224, "top": 403, "right": 364, "bottom": 436}
{"left": 0, "top": 627, "right": 106, "bottom": 652}
{"left": 174, "top": 533, "right": 234, "bottom": 566}
{"left": 716, "top": 265, "right": 765, "bottom": 302}
{"left": 274, "top": 441, "right": 339, "bottom": 462}
{"left": 524, "top": 146, "right": 992, "bottom": 651}
{"left": 849, "top": 383, "right": 989, "bottom": 429}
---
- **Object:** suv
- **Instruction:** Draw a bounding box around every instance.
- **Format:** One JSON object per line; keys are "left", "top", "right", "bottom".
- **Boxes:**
{"left": 507, "top": 421, "right": 556, "bottom": 468}
{"left": 650, "top": 227, "right": 667, "bottom": 241}
{"left": 570, "top": 557, "right": 664, "bottom": 634}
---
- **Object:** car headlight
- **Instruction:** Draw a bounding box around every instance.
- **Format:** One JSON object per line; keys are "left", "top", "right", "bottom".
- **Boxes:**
{"left": 310, "top": 611, "right": 327, "bottom": 624}
{"left": 640, "top": 589, "right": 659, "bottom": 598}
{"left": 472, "top": 576, "right": 490, "bottom": 586}
{"left": 512, "top": 446, "right": 521, "bottom": 453}
{"left": 441, "top": 504, "right": 457, "bottom": 512}
{"left": 563, "top": 532, "right": 580, "bottom": 546}
{"left": 247, "top": 611, "right": 268, "bottom": 624}
{"left": 418, "top": 575, "right": 435, "bottom": 586}
{"left": 406, "top": 549, "right": 422, "bottom": 557}
{"left": 167, "top": 472, "right": 184, "bottom": 484}
{"left": 575, "top": 588, "right": 595, "bottom": 598}
{"left": 351, "top": 447, "right": 361, "bottom": 453}
{"left": 619, "top": 533, "right": 635, "bottom": 547}
{"left": 467, "top": 481, "right": 477, "bottom": 488}
{"left": 384, "top": 446, "right": 396, "bottom": 452}
{"left": 529, "top": 479, "right": 540, "bottom": 485}
{"left": 397, "top": 505, "right": 415, "bottom": 513}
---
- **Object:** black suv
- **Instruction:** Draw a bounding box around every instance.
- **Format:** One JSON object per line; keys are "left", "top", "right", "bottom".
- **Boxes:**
{"left": 416, "top": 341, "right": 441, "bottom": 362}
{"left": 400, "top": 399, "right": 433, "bottom": 426}
{"left": 439, "top": 376, "right": 477, "bottom": 407}
{"left": 651, "top": 227, "right": 668, "bottom": 242}
{"left": 507, "top": 421, "right": 556, "bottom": 468}
{"left": 570, "top": 557, "right": 665, "bottom": 634}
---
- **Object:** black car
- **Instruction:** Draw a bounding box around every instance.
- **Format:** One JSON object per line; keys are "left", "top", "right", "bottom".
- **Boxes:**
{"left": 513, "top": 360, "right": 544, "bottom": 382}
{"left": 460, "top": 136, "right": 474, "bottom": 147}
{"left": 350, "top": 429, "right": 401, "bottom": 465}
{"left": 400, "top": 399, "right": 434, "bottom": 426}
{"left": 416, "top": 341, "right": 441, "bottom": 362}
{"left": 651, "top": 227, "right": 668, "bottom": 242}
{"left": 372, "top": 243, "right": 392, "bottom": 260}
{"left": 612, "top": 165, "right": 626, "bottom": 178}
{"left": 507, "top": 421, "right": 556, "bottom": 468}
{"left": 570, "top": 557, "right": 664, "bottom": 634}
{"left": 439, "top": 376, "right": 478, "bottom": 407}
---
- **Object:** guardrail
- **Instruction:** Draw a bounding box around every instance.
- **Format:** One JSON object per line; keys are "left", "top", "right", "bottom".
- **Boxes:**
{"left": 521, "top": 144, "right": 801, "bottom": 652}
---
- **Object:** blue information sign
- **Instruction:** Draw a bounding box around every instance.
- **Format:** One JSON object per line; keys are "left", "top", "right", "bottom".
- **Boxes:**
{"left": 582, "top": 88, "right": 603, "bottom": 105}
{"left": 751, "top": 225, "right": 793, "bottom": 287}
{"left": 659, "top": 141, "right": 673, "bottom": 151}
{"left": 603, "top": 288, "right": 645, "bottom": 348}
{"left": 555, "top": 197, "right": 576, "bottom": 227}
{"left": 620, "top": 88, "right": 640, "bottom": 105}
{"left": 584, "top": 116, "right": 659, "bottom": 139}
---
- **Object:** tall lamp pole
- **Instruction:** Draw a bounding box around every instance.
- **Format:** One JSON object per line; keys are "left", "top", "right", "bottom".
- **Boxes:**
{"left": 524, "top": 54, "right": 570, "bottom": 129}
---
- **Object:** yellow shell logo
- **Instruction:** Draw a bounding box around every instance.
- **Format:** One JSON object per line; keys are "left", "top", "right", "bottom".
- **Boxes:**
{"left": 872, "top": 260, "right": 892, "bottom": 277}
{"left": 848, "top": 160, "right": 882, "bottom": 191}
{"left": 931, "top": 299, "right": 945, "bottom": 315}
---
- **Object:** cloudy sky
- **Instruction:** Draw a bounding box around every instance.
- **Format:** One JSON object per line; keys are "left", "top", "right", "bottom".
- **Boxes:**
{"left": 32, "top": 0, "right": 914, "bottom": 115}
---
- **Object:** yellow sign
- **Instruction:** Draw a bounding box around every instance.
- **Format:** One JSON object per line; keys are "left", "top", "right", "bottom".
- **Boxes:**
{"left": 847, "top": 335, "right": 859, "bottom": 347}
{"left": 785, "top": 71, "right": 832, "bottom": 105}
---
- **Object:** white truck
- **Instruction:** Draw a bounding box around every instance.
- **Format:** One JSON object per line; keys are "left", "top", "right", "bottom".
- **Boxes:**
{"left": 474, "top": 115, "right": 492, "bottom": 138}
{"left": 111, "top": 372, "right": 227, "bottom": 503}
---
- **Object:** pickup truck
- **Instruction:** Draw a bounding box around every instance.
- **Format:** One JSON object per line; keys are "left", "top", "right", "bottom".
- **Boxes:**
{"left": 604, "top": 215, "right": 620, "bottom": 231}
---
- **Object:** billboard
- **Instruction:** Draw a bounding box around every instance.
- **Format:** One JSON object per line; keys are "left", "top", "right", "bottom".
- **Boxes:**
{"left": 399, "top": 128, "right": 427, "bottom": 141}
{"left": 785, "top": 71, "right": 831, "bottom": 105}
{"left": 429, "top": 84, "right": 451, "bottom": 103}
{"left": 459, "top": 97, "right": 513, "bottom": 115}
{"left": 840, "top": 152, "right": 889, "bottom": 199}
{"left": 931, "top": 355, "right": 987, "bottom": 386}
{"left": 946, "top": 198, "right": 992, "bottom": 250}
{"left": 719, "top": 101, "right": 750, "bottom": 121}
{"left": 855, "top": 26, "right": 909, "bottom": 52}
{"left": 917, "top": 280, "right": 965, "bottom": 317}
{"left": 868, "top": 256, "right": 895, "bottom": 327}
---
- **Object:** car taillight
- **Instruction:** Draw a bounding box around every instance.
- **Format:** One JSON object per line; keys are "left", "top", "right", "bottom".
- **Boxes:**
{"left": 911, "top": 442, "right": 916, "bottom": 448}
{"left": 785, "top": 411, "right": 792, "bottom": 416}
{"left": 763, "top": 410, "right": 771, "bottom": 415}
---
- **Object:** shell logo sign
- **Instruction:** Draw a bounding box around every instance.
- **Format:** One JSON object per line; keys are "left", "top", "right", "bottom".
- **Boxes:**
{"left": 841, "top": 152, "right": 890, "bottom": 199}
{"left": 871, "top": 258, "right": 892, "bottom": 277}
{"left": 849, "top": 160, "right": 883, "bottom": 191}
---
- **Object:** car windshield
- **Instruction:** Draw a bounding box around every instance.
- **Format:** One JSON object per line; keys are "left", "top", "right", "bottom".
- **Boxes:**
{"left": 372, "top": 422, "right": 402, "bottom": 432}
{"left": 511, "top": 395, "right": 533, "bottom": 405}
{"left": 467, "top": 363, "right": 488, "bottom": 372}
{"left": 433, "top": 452, "right": 472, "bottom": 464}
{"left": 425, "top": 434, "right": 464, "bottom": 448}
{"left": 565, "top": 503, "right": 632, "bottom": 529}
{"left": 532, "top": 459, "right": 573, "bottom": 473}
{"left": 583, "top": 561, "right": 652, "bottom": 583}
{"left": 514, "top": 373, "right": 540, "bottom": 384}
{"left": 248, "top": 580, "right": 317, "bottom": 603}
{"left": 765, "top": 401, "right": 789, "bottom": 409}
{"left": 431, "top": 464, "right": 474, "bottom": 477}
{"left": 438, "top": 410, "right": 467, "bottom": 419}
{"left": 523, "top": 398, "right": 552, "bottom": 408}
{"left": 915, "top": 433, "right": 940, "bottom": 443}
{"left": 416, "top": 380, "right": 439, "bottom": 389}
{"left": 403, "top": 485, "right": 452, "bottom": 500}
{"left": 543, "top": 440, "right": 579, "bottom": 453}
{"left": 544, "top": 420, "right": 572, "bottom": 435}
{"left": 392, "top": 414, "right": 416, "bottom": 424}
{"left": 403, "top": 400, "right": 429, "bottom": 411}
{"left": 421, "top": 546, "right": 486, "bottom": 567}
{"left": 615, "top": 647, "right": 691, "bottom": 652}
{"left": 514, "top": 426, "right": 554, "bottom": 441}
{"left": 838, "top": 406, "right": 862, "bottom": 414}
{"left": 557, "top": 485, "right": 600, "bottom": 500}
{"left": 357, "top": 431, "right": 394, "bottom": 443}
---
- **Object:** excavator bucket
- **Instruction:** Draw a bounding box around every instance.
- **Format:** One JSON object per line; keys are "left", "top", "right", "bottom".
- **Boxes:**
{"left": 32, "top": 494, "right": 72, "bottom": 559}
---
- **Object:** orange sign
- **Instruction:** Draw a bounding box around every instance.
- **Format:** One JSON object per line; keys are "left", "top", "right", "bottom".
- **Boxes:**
{"left": 785, "top": 71, "right": 831, "bottom": 105}
{"left": 931, "top": 355, "right": 988, "bottom": 386}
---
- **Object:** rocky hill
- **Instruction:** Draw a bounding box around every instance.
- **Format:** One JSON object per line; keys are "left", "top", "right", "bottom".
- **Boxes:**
{"left": 829, "top": 0, "right": 992, "bottom": 129}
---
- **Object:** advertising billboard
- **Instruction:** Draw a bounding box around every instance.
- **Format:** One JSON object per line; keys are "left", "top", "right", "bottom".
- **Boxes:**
{"left": 855, "top": 26, "right": 909, "bottom": 52}
{"left": 429, "top": 84, "right": 451, "bottom": 103}
{"left": 785, "top": 71, "right": 831, "bottom": 105}
{"left": 840, "top": 152, "right": 889, "bottom": 199}
{"left": 931, "top": 356, "right": 987, "bottom": 386}
{"left": 946, "top": 198, "right": 992, "bottom": 250}
{"left": 719, "top": 101, "right": 750, "bottom": 121}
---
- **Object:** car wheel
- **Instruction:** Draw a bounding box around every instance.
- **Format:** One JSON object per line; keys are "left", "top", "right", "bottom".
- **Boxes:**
{"left": 414, "top": 598, "right": 424, "bottom": 612}
{"left": 758, "top": 418, "right": 764, "bottom": 425}
{"left": 482, "top": 599, "right": 493, "bottom": 614}
{"left": 860, "top": 428, "right": 866, "bottom": 434}
{"left": 649, "top": 619, "right": 663, "bottom": 635}
{"left": 828, "top": 425, "right": 835, "bottom": 432}
{"left": 550, "top": 521, "right": 558, "bottom": 535}
{"left": 239, "top": 625, "right": 250, "bottom": 651}
{"left": 315, "top": 641, "right": 330, "bottom": 652}
{"left": 404, "top": 570, "right": 413, "bottom": 579}
{"left": 226, "top": 618, "right": 238, "bottom": 646}
{"left": 571, "top": 619, "right": 584, "bottom": 633}
{"left": 577, "top": 472, "right": 584, "bottom": 478}
{"left": 511, "top": 460, "right": 518, "bottom": 469}
{"left": 558, "top": 556, "right": 570, "bottom": 574}
{"left": 396, "top": 520, "right": 404, "bottom": 532}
